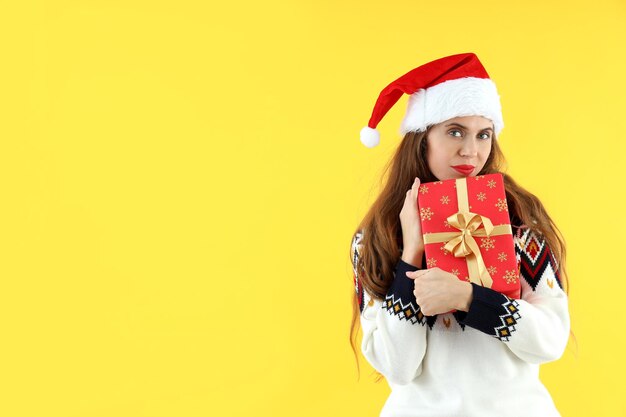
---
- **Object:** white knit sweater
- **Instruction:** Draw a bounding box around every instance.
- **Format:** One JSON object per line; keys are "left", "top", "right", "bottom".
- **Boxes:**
{"left": 351, "top": 226, "right": 570, "bottom": 417}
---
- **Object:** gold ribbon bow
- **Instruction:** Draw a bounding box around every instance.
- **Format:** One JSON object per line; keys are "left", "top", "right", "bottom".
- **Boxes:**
{"left": 422, "top": 177, "right": 511, "bottom": 288}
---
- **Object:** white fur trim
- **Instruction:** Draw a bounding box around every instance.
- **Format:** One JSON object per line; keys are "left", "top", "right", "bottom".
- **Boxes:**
{"left": 399, "top": 77, "right": 504, "bottom": 137}
{"left": 360, "top": 126, "right": 380, "bottom": 148}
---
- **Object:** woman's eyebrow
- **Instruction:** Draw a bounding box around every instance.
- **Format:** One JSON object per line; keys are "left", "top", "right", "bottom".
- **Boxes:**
{"left": 445, "top": 122, "right": 494, "bottom": 132}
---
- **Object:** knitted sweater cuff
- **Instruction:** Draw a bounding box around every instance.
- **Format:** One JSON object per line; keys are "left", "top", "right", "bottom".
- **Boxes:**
{"left": 457, "top": 283, "right": 521, "bottom": 340}
{"left": 382, "top": 259, "right": 428, "bottom": 326}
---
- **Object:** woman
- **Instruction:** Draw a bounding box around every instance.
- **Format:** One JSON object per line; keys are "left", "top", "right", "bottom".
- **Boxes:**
{"left": 350, "top": 53, "right": 572, "bottom": 417}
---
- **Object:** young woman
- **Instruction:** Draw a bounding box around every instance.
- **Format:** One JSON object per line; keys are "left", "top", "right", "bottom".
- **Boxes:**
{"left": 349, "top": 53, "right": 572, "bottom": 416}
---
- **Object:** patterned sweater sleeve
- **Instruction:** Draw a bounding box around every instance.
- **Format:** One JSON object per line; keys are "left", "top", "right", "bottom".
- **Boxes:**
{"left": 456, "top": 228, "right": 570, "bottom": 364}
{"left": 351, "top": 230, "right": 430, "bottom": 385}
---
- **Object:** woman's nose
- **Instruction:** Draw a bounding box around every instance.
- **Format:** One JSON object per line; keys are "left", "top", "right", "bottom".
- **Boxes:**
{"left": 459, "top": 138, "right": 478, "bottom": 156}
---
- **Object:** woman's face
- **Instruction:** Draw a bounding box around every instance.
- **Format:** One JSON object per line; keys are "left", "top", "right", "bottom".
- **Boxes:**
{"left": 425, "top": 115, "right": 494, "bottom": 181}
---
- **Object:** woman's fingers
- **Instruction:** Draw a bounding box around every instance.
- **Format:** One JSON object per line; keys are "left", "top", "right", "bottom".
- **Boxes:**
{"left": 405, "top": 269, "right": 431, "bottom": 278}
{"left": 406, "top": 178, "right": 420, "bottom": 194}
{"left": 412, "top": 178, "right": 420, "bottom": 196}
{"left": 410, "top": 178, "right": 420, "bottom": 205}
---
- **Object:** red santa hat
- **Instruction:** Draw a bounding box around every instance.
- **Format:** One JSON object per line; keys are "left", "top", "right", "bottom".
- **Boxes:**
{"left": 360, "top": 52, "right": 504, "bottom": 148}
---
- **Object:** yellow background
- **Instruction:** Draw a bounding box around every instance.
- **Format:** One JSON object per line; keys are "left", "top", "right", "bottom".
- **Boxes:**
{"left": 0, "top": 0, "right": 623, "bottom": 416}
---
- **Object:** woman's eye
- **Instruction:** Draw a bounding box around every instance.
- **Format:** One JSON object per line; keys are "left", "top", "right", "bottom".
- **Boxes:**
{"left": 449, "top": 130, "right": 490, "bottom": 139}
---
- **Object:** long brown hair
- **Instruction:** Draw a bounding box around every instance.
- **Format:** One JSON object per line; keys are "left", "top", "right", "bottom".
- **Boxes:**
{"left": 348, "top": 127, "right": 576, "bottom": 381}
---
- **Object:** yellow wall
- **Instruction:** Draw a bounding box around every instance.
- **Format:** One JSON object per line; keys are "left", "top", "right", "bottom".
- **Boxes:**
{"left": 0, "top": 0, "right": 623, "bottom": 415}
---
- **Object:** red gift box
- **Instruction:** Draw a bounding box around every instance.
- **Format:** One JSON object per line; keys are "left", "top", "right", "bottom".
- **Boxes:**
{"left": 416, "top": 173, "right": 520, "bottom": 313}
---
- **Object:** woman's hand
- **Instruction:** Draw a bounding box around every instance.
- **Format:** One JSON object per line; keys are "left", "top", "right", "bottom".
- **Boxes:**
{"left": 405, "top": 267, "right": 473, "bottom": 316}
{"left": 399, "top": 177, "right": 425, "bottom": 254}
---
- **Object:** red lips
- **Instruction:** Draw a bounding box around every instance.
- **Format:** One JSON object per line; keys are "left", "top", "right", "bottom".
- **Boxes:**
{"left": 452, "top": 165, "right": 475, "bottom": 175}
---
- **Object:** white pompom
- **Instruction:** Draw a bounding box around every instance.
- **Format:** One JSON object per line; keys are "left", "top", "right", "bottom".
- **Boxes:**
{"left": 360, "top": 126, "right": 380, "bottom": 148}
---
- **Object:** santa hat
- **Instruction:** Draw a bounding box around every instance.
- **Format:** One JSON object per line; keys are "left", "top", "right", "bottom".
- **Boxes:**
{"left": 360, "top": 53, "right": 504, "bottom": 148}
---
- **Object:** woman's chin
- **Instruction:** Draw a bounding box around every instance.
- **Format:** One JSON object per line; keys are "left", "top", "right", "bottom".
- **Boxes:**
{"left": 436, "top": 173, "right": 471, "bottom": 181}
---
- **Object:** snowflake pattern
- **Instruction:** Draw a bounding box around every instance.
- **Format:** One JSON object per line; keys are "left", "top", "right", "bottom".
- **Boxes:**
{"left": 451, "top": 268, "right": 460, "bottom": 277}
{"left": 503, "top": 270, "right": 519, "bottom": 284}
{"left": 427, "top": 258, "right": 438, "bottom": 268}
{"left": 496, "top": 198, "right": 508, "bottom": 212}
{"left": 440, "top": 195, "right": 450, "bottom": 205}
{"left": 487, "top": 179, "right": 497, "bottom": 189}
{"left": 444, "top": 219, "right": 452, "bottom": 228}
{"left": 419, "top": 185, "right": 429, "bottom": 194}
{"left": 497, "top": 252, "right": 508, "bottom": 262}
{"left": 440, "top": 245, "right": 450, "bottom": 255}
{"left": 487, "top": 265, "right": 497, "bottom": 275}
{"left": 480, "top": 236, "right": 495, "bottom": 251}
{"left": 420, "top": 207, "right": 434, "bottom": 221}
{"left": 477, "top": 192, "right": 487, "bottom": 202}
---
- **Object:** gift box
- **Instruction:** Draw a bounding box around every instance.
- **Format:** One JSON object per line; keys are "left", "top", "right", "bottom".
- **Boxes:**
{"left": 417, "top": 173, "right": 520, "bottom": 313}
